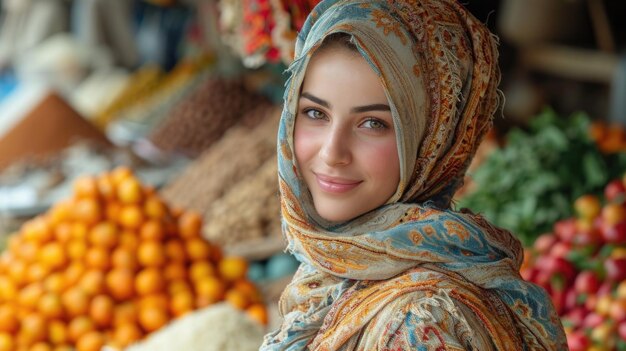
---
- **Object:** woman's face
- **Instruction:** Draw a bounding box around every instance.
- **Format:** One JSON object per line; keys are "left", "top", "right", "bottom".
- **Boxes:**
{"left": 294, "top": 45, "right": 400, "bottom": 223}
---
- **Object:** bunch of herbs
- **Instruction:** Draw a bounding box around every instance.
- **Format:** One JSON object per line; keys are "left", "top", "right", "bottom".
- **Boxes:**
{"left": 458, "top": 108, "right": 626, "bottom": 246}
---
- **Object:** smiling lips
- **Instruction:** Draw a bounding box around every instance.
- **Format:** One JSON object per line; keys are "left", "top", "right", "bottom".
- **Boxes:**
{"left": 314, "top": 173, "right": 362, "bottom": 193}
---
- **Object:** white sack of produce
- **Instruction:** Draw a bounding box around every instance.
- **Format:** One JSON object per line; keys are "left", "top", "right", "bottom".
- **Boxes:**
{"left": 122, "top": 303, "right": 264, "bottom": 351}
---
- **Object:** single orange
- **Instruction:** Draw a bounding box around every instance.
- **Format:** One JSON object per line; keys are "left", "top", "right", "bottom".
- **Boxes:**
{"left": 110, "top": 167, "right": 133, "bottom": 185}
{"left": 189, "top": 261, "right": 215, "bottom": 282}
{"left": 89, "top": 221, "right": 118, "bottom": 248}
{"left": 163, "top": 263, "right": 187, "bottom": 281}
{"left": 144, "top": 196, "right": 166, "bottom": 220}
{"left": 247, "top": 304, "right": 269, "bottom": 326}
{"left": 61, "top": 288, "right": 89, "bottom": 318}
{"left": 26, "top": 263, "right": 50, "bottom": 284}
{"left": 233, "top": 280, "right": 262, "bottom": 304}
{"left": 89, "top": 295, "right": 114, "bottom": 328}
{"left": 20, "top": 313, "right": 47, "bottom": 345}
{"left": 67, "top": 316, "right": 96, "bottom": 343}
{"left": 23, "top": 217, "right": 54, "bottom": 244}
{"left": 138, "top": 305, "right": 169, "bottom": 333}
{"left": 71, "top": 222, "right": 89, "bottom": 241}
{"left": 137, "top": 240, "right": 166, "bottom": 267}
{"left": 66, "top": 239, "right": 87, "bottom": 261}
{"left": 117, "top": 178, "right": 143, "bottom": 205}
{"left": 118, "top": 205, "right": 144, "bottom": 230}
{"left": 85, "top": 246, "right": 110, "bottom": 270}
{"left": 167, "top": 279, "right": 192, "bottom": 296}
{"left": 43, "top": 273, "right": 65, "bottom": 294}
{"left": 106, "top": 268, "right": 135, "bottom": 301}
{"left": 170, "top": 290, "right": 194, "bottom": 317}
{"left": 224, "top": 288, "right": 250, "bottom": 310}
{"left": 97, "top": 174, "right": 116, "bottom": 201}
{"left": 218, "top": 256, "right": 248, "bottom": 281}
{"left": 79, "top": 270, "right": 105, "bottom": 297}
{"left": 53, "top": 223, "right": 73, "bottom": 243}
{"left": 0, "top": 276, "right": 17, "bottom": 301}
{"left": 47, "top": 200, "right": 73, "bottom": 227}
{"left": 75, "top": 331, "right": 105, "bottom": 351}
{"left": 194, "top": 276, "right": 226, "bottom": 302}
{"left": 139, "top": 220, "right": 165, "bottom": 241}
{"left": 37, "top": 293, "right": 64, "bottom": 319}
{"left": 185, "top": 238, "right": 211, "bottom": 261}
{"left": 18, "top": 283, "right": 44, "bottom": 310}
{"left": 118, "top": 230, "right": 140, "bottom": 251}
{"left": 63, "top": 262, "right": 86, "bottom": 287}
{"left": 48, "top": 320, "right": 68, "bottom": 345}
{"left": 178, "top": 211, "right": 202, "bottom": 239}
{"left": 164, "top": 239, "right": 187, "bottom": 262}
{"left": 135, "top": 268, "right": 165, "bottom": 296}
{"left": 72, "top": 198, "right": 102, "bottom": 226}
{"left": 6, "top": 260, "right": 27, "bottom": 287}
{"left": 17, "top": 240, "right": 39, "bottom": 263}
{"left": 39, "top": 242, "right": 67, "bottom": 270}
{"left": 111, "top": 247, "right": 138, "bottom": 271}
{"left": 112, "top": 323, "right": 143, "bottom": 348}
{"left": 73, "top": 176, "right": 99, "bottom": 199}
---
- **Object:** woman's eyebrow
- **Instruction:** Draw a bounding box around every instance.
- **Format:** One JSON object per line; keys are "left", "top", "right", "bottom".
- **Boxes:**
{"left": 301, "top": 92, "right": 390, "bottom": 113}
{"left": 351, "top": 104, "right": 391, "bottom": 113}
{"left": 301, "top": 92, "right": 330, "bottom": 108}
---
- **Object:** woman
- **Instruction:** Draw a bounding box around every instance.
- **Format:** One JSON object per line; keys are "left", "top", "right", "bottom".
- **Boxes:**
{"left": 262, "top": 0, "right": 567, "bottom": 350}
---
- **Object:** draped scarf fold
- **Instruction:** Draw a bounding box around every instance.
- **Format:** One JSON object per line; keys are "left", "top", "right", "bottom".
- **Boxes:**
{"left": 262, "top": 1, "right": 567, "bottom": 350}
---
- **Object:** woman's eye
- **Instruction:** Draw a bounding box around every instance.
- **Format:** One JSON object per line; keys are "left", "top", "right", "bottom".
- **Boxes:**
{"left": 304, "top": 109, "right": 326, "bottom": 120}
{"left": 361, "top": 118, "right": 388, "bottom": 130}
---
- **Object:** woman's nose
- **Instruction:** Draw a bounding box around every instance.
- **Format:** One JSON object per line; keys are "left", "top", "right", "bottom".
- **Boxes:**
{"left": 319, "top": 126, "right": 351, "bottom": 166}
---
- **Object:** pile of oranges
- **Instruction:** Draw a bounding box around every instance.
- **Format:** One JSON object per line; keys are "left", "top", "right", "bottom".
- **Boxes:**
{"left": 0, "top": 167, "right": 267, "bottom": 351}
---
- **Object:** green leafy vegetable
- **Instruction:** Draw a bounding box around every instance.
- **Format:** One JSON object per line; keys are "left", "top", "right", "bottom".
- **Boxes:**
{"left": 458, "top": 108, "right": 626, "bottom": 246}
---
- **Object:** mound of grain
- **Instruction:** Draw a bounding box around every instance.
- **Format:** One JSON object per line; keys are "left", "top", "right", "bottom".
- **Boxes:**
{"left": 123, "top": 303, "right": 265, "bottom": 351}
{"left": 204, "top": 155, "right": 281, "bottom": 247}
{"left": 160, "top": 105, "right": 280, "bottom": 214}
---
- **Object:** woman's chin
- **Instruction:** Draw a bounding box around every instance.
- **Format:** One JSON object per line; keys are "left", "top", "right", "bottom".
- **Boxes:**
{"left": 315, "top": 206, "right": 352, "bottom": 223}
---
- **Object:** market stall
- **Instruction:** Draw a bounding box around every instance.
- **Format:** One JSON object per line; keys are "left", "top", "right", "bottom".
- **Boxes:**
{"left": 0, "top": 1, "right": 309, "bottom": 350}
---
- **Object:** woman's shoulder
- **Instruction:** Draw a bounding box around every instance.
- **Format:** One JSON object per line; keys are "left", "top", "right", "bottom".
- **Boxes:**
{"left": 335, "top": 265, "right": 505, "bottom": 350}
{"left": 358, "top": 282, "right": 497, "bottom": 350}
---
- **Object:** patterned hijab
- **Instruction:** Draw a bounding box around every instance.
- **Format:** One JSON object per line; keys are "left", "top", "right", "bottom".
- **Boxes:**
{"left": 263, "top": 1, "right": 567, "bottom": 350}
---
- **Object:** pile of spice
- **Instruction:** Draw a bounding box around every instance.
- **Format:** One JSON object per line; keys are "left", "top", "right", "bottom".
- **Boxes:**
{"left": 149, "top": 78, "right": 270, "bottom": 157}
{"left": 160, "top": 105, "right": 281, "bottom": 250}
{"left": 203, "top": 155, "right": 281, "bottom": 248}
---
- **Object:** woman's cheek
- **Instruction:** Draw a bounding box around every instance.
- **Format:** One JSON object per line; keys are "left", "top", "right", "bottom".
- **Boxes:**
{"left": 293, "top": 124, "right": 317, "bottom": 168}
{"left": 364, "top": 138, "right": 400, "bottom": 181}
